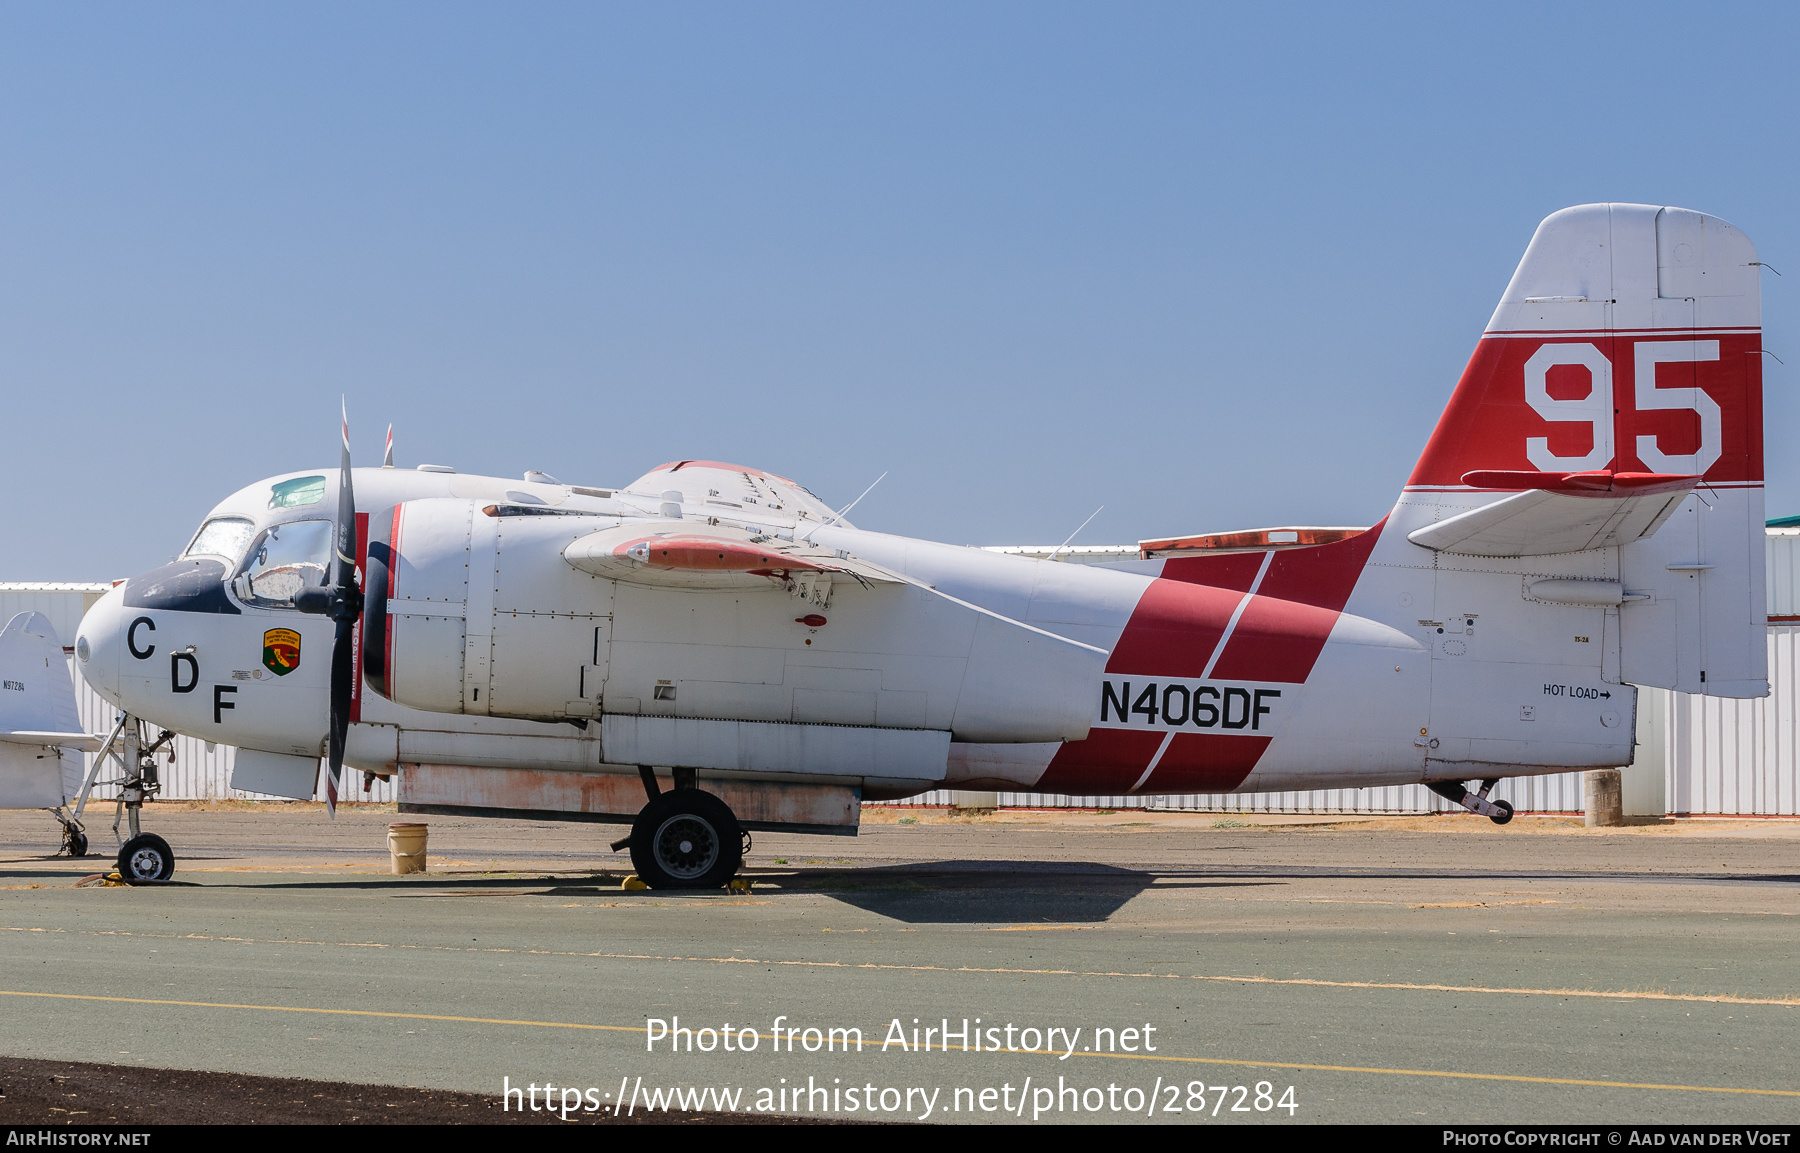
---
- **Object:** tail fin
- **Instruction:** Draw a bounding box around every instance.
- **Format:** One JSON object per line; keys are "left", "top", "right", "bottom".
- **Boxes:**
{"left": 1405, "top": 204, "right": 1766, "bottom": 698}
{"left": 0, "top": 612, "right": 95, "bottom": 807}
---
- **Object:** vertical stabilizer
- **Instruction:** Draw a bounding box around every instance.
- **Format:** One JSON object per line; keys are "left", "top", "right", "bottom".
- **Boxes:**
{"left": 1404, "top": 204, "right": 1766, "bottom": 698}
{"left": 0, "top": 611, "right": 90, "bottom": 807}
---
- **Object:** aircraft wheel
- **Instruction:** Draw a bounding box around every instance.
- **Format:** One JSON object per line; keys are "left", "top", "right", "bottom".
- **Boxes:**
{"left": 629, "top": 790, "right": 742, "bottom": 890}
{"left": 66, "top": 830, "right": 88, "bottom": 858}
{"left": 1488, "top": 800, "right": 1515, "bottom": 826}
{"left": 117, "top": 833, "right": 175, "bottom": 882}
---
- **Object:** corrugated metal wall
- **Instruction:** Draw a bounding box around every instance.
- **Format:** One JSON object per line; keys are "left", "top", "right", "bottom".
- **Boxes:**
{"left": 1768, "top": 530, "right": 1800, "bottom": 618}
{"left": 1662, "top": 623, "right": 1799, "bottom": 815}
{"left": 0, "top": 584, "right": 109, "bottom": 652}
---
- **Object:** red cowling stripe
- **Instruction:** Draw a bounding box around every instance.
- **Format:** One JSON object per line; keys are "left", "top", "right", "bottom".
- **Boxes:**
{"left": 349, "top": 511, "right": 369, "bottom": 723}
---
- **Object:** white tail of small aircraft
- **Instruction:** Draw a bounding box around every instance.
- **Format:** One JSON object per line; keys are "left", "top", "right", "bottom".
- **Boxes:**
{"left": 0, "top": 611, "right": 99, "bottom": 809}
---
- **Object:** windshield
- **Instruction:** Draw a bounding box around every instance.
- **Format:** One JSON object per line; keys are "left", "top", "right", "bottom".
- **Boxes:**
{"left": 184, "top": 517, "right": 257, "bottom": 563}
{"left": 237, "top": 519, "right": 334, "bottom": 608}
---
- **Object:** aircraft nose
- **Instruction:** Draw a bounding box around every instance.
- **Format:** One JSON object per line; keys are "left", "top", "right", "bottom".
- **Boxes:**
{"left": 74, "top": 583, "right": 127, "bottom": 703}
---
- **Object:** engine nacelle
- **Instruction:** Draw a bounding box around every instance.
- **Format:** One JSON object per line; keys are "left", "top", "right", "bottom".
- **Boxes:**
{"left": 364, "top": 498, "right": 611, "bottom": 719}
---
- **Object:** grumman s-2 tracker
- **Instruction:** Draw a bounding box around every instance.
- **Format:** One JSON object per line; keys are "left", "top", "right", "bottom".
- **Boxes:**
{"left": 48, "top": 203, "right": 1769, "bottom": 888}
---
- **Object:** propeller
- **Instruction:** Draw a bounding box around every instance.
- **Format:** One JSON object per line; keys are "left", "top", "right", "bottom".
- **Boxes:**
{"left": 296, "top": 402, "right": 365, "bottom": 817}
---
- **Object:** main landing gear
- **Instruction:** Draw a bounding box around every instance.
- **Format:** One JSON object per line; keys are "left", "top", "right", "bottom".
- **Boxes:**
{"left": 1427, "top": 778, "right": 1514, "bottom": 825}
{"left": 612, "top": 766, "right": 747, "bottom": 889}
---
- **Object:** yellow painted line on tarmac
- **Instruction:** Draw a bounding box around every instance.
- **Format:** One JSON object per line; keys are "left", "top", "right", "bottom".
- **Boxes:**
{"left": 7, "top": 923, "right": 1798, "bottom": 1009}
{"left": 1, "top": 987, "right": 1795, "bottom": 1099}
{"left": 0, "top": 989, "right": 643, "bottom": 1034}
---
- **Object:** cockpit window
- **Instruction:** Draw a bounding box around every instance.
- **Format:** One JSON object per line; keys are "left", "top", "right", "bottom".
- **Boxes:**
{"left": 269, "top": 475, "right": 327, "bottom": 509}
{"left": 184, "top": 517, "right": 257, "bottom": 563}
{"left": 235, "top": 519, "right": 334, "bottom": 608}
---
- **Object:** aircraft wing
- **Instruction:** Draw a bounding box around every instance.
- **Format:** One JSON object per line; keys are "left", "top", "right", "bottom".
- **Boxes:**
{"left": 1407, "top": 470, "right": 1698, "bottom": 557}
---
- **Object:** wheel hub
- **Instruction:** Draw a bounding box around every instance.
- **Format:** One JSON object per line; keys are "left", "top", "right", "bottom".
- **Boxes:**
{"left": 653, "top": 815, "right": 719, "bottom": 880}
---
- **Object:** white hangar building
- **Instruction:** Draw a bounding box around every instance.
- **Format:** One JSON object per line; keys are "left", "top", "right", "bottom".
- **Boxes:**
{"left": 5, "top": 526, "right": 1798, "bottom": 819}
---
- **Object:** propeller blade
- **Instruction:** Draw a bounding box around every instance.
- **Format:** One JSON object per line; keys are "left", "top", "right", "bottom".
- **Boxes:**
{"left": 383, "top": 423, "right": 394, "bottom": 468}
{"left": 323, "top": 400, "right": 363, "bottom": 818}
{"left": 327, "top": 614, "right": 355, "bottom": 816}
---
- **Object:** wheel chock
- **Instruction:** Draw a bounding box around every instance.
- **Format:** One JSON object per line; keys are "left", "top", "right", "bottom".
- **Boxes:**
{"left": 727, "top": 876, "right": 752, "bottom": 893}
{"left": 621, "top": 875, "right": 649, "bottom": 891}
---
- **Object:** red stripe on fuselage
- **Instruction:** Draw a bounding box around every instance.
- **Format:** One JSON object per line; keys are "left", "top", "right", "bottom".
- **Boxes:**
{"left": 1101, "top": 578, "right": 1245, "bottom": 679}
{"left": 1155, "top": 548, "right": 1266, "bottom": 591}
{"left": 1140, "top": 732, "right": 1272, "bottom": 793}
{"left": 1036, "top": 728, "right": 1166, "bottom": 795}
{"left": 1039, "top": 522, "right": 1386, "bottom": 796}
{"left": 1207, "top": 521, "right": 1385, "bottom": 682}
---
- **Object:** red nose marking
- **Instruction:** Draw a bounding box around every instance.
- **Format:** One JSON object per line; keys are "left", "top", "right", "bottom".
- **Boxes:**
{"left": 795, "top": 614, "right": 827, "bottom": 627}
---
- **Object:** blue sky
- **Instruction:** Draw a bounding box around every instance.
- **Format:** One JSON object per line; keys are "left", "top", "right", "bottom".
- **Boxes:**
{"left": 1, "top": 2, "right": 1795, "bottom": 577}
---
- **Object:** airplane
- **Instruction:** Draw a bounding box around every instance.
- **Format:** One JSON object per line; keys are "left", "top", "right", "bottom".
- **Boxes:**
{"left": 0, "top": 611, "right": 106, "bottom": 857}
{"left": 66, "top": 202, "right": 1769, "bottom": 888}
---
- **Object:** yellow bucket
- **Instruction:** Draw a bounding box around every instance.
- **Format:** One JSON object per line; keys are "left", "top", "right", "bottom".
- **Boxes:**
{"left": 387, "top": 822, "right": 428, "bottom": 874}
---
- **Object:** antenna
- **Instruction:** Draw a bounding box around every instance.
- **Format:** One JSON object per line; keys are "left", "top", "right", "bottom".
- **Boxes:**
{"left": 804, "top": 471, "right": 887, "bottom": 540}
{"left": 1045, "top": 505, "right": 1104, "bottom": 563}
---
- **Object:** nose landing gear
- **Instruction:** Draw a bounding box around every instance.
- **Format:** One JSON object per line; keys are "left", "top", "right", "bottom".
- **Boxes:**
{"left": 78, "top": 715, "right": 181, "bottom": 880}
{"left": 1427, "top": 778, "right": 1515, "bottom": 825}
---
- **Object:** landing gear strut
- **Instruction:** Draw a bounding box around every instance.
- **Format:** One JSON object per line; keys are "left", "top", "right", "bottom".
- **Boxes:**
{"left": 1427, "top": 778, "right": 1514, "bottom": 825}
{"left": 101, "top": 715, "right": 179, "bottom": 877}
{"left": 615, "top": 765, "right": 744, "bottom": 889}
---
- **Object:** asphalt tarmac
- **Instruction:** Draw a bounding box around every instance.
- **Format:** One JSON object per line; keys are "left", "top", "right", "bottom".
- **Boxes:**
{"left": 0, "top": 802, "right": 1795, "bottom": 1126}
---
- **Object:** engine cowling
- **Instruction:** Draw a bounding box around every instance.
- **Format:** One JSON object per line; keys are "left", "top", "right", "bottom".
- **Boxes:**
{"left": 364, "top": 498, "right": 621, "bottom": 720}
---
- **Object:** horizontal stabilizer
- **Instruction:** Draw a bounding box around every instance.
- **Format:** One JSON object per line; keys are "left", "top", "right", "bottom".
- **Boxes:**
{"left": 1409, "top": 471, "right": 1697, "bottom": 557}
{"left": 0, "top": 730, "right": 101, "bottom": 751}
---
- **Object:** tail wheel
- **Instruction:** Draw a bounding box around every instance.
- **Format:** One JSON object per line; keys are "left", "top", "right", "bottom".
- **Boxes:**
{"left": 117, "top": 833, "right": 175, "bottom": 881}
{"left": 629, "top": 790, "right": 742, "bottom": 890}
{"left": 1489, "top": 800, "right": 1515, "bottom": 826}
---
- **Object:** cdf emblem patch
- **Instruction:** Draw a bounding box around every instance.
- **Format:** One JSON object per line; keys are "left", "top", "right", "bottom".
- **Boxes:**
{"left": 262, "top": 628, "right": 301, "bottom": 677}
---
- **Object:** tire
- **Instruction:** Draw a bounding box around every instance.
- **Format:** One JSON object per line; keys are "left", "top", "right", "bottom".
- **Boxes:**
{"left": 628, "top": 790, "right": 742, "bottom": 890}
{"left": 66, "top": 830, "right": 88, "bottom": 858}
{"left": 1489, "top": 800, "right": 1515, "bottom": 826}
{"left": 117, "top": 833, "right": 175, "bottom": 881}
